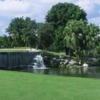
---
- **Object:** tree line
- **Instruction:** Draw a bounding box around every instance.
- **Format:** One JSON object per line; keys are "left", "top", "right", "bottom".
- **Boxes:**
{"left": 0, "top": 2, "right": 100, "bottom": 60}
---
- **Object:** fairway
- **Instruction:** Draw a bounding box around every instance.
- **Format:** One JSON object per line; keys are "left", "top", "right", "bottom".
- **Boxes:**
{"left": 0, "top": 47, "right": 39, "bottom": 52}
{"left": 0, "top": 70, "right": 100, "bottom": 100}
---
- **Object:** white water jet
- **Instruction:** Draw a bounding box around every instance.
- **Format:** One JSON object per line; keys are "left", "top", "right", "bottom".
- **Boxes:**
{"left": 32, "top": 54, "right": 46, "bottom": 69}
{"left": 82, "top": 63, "right": 88, "bottom": 73}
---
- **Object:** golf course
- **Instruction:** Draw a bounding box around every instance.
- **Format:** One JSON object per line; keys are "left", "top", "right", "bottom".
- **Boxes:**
{"left": 0, "top": 70, "right": 100, "bottom": 100}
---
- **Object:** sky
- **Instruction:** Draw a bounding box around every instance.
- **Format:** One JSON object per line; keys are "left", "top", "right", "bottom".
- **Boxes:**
{"left": 0, "top": 0, "right": 100, "bottom": 36}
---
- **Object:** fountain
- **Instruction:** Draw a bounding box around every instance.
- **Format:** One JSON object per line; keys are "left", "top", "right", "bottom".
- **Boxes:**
{"left": 82, "top": 63, "right": 88, "bottom": 73}
{"left": 33, "top": 54, "right": 46, "bottom": 69}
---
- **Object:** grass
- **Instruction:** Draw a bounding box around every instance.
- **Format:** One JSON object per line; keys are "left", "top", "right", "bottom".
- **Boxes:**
{"left": 0, "top": 49, "right": 27, "bottom": 52}
{"left": 0, "top": 70, "right": 100, "bottom": 100}
{"left": 0, "top": 47, "right": 38, "bottom": 52}
{"left": 41, "top": 50, "right": 65, "bottom": 56}
{"left": 0, "top": 47, "right": 28, "bottom": 52}
{"left": 0, "top": 48, "right": 65, "bottom": 56}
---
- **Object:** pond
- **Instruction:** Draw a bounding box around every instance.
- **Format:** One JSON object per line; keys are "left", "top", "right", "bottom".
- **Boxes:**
{"left": 16, "top": 67, "right": 100, "bottom": 78}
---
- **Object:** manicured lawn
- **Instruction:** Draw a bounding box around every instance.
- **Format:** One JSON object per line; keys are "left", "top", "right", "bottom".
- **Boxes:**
{"left": 41, "top": 50, "right": 65, "bottom": 56}
{"left": 0, "top": 47, "right": 28, "bottom": 52}
{"left": 0, "top": 47, "right": 38, "bottom": 52}
{"left": 0, "top": 70, "right": 100, "bottom": 100}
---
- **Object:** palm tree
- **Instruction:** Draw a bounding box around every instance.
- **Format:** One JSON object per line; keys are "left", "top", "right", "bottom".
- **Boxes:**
{"left": 63, "top": 20, "right": 100, "bottom": 63}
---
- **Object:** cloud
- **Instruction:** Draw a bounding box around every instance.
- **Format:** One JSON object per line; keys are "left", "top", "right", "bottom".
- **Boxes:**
{"left": 0, "top": 0, "right": 100, "bottom": 21}
{"left": 0, "top": 0, "right": 76, "bottom": 21}
{"left": 75, "top": 0, "right": 100, "bottom": 27}
{"left": 76, "top": 0, "right": 100, "bottom": 17}
{"left": 75, "top": 0, "right": 95, "bottom": 14}
{"left": 0, "top": 0, "right": 100, "bottom": 35}
{"left": 0, "top": 0, "right": 77, "bottom": 37}
{"left": 0, "top": 0, "right": 31, "bottom": 18}
{"left": 0, "top": 20, "right": 8, "bottom": 36}
{"left": 89, "top": 17, "right": 100, "bottom": 26}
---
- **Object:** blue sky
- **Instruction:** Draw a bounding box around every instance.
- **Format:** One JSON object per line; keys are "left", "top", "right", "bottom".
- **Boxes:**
{"left": 0, "top": 0, "right": 100, "bottom": 36}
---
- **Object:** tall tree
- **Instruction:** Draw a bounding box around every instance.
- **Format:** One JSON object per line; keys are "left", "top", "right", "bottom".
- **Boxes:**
{"left": 6, "top": 17, "right": 37, "bottom": 47}
{"left": 46, "top": 3, "right": 87, "bottom": 29}
{"left": 37, "top": 23, "right": 54, "bottom": 49}
{"left": 53, "top": 26, "right": 65, "bottom": 51}
{"left": 63, "top": 20, "right": 100, "bottom": 63}
{"left": 21, "top": 17, "right": 37, "bottom": 47}
{"left": 0, "top": 35, "right": 12, "bottom": 48}
{"left": 46, "top": 3, "right": 87, "bottom": 51}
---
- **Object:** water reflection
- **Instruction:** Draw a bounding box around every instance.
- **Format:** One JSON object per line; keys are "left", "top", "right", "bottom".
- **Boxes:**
{"left": 18, "top": 67, "right": 100, "bottom": 78}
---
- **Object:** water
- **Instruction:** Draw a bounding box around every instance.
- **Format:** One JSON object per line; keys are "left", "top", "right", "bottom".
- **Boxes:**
{"left": 17, "top": 66, "right": 100, "bottom": 78}
{"left": 4, "top": 54, "right": 99, "bottom": 78}
{"left": 33, "top": 54, "right": 46, "bottom": 69}
{"left": 27, "top": 54, "right": 46, "bottom": 69}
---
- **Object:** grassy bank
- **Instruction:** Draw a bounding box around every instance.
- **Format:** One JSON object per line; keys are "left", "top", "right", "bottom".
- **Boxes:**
{"left": 0, "top": 70, "right": 100, "bottom": 100}
{"left": 41, "top": 50, "right": 65, "bottom": 56}
{"left": 0, "top": 47, "right": 39, "bottom": 52}
{"left": 0, "top": 47, "right": 28, "bottom": 52}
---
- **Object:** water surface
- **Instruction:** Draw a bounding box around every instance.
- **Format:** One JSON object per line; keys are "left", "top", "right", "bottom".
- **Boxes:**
{"left": 17, "top": 67, "right": 100, "bottom": 78}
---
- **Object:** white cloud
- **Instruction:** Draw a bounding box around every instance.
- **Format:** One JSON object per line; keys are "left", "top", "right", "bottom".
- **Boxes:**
{"left": 93, "top": 0, "right": 100, "bottom": 4}
{"left": 0, "top": 0, "right": 76, "bottom": 20}
{"left": 0, "top": 0, "right": 31, "bottom": 18}
{"left": 0, "top": 0, "right": 77, "bottom": 34}
{"left": 0, "top": 0, "right": 100, "bottom": 21}
{"left": 89, "top": 17, "right": 100, "bottom": 26}
{"left": 0, "top": 0, "right": 100, "bottom": 35}
{"left": 75, "top": 0, "right": 100, "bottom": 27}
{"left": 75, "top": 0, "right": 95, "bottom": 14}
{"left": 0, "top": 20, "right": 8, "bottom": 36}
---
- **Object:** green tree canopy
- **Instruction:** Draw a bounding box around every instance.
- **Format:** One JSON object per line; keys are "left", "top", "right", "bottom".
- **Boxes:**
{"left": 37, "top": 23, "right": 54, "bottom": 50}
{"left": 46, "top": 3, "right": 87, "bottom": 29}
{"left": 6, "top": 17, "right": 37, "bottom": 47}
{"left": 0, "top": 35, "right": 12, "bottom": 48}
{"left": 63, "top": 20, "right": 100, "bottom": 62}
